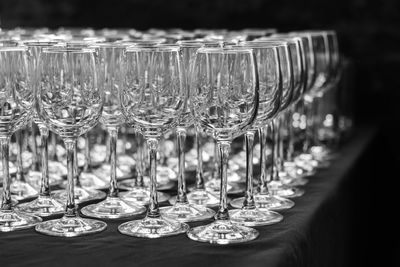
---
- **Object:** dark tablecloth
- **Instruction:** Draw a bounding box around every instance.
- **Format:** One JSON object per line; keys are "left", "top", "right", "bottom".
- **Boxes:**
{"left": 0, "top": 126, "right": 379, "bottom": 267}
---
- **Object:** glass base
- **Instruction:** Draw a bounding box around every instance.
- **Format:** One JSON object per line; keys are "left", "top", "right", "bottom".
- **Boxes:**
{"left": 71, "top": 171, "right": 108, "bottom": 190}
{"left": 25, "top": 170, "right": 64, "bottom": 190}
{"left": 52, "top": 187, "right": 106, "bottom": 205}
{"left": 0, "top": 209, "right": 42, "bottom": 232}
{"left": 120, "top": 188, "right": 170, "bottom": 206}
{"left": 16, "top": 196, "right": 64, "bottom": 217}
{"left": 118, "top": 215, "right": 189, "bottom": 238}
{"left": 279, "top": 167, "right": 309, "bottom": 186}
{"left": 119, "top": 178, "right": 175, "bottom": 191}
{"left": 204, "top": 178, "right": 244, "bottom": 195}
{"left": 183, "top": 189, "right": 220, "bottom": 207}
{"left": 80, "top": 196, "right": 146, "bottom": 219}
{"left": 35, "top": 215, "right": 107, "bottom": 237}
{"left": 268, "top": 181, "right": 305, "bottom": 198}
{"left": 187, "top": 220, "right": 259, "bottom": 245}
{"left": 160, "top": 202, "right": 215, "bottom": 223}
{"left": 230, "top": 208, "right": 283, "bottom": 226}
{"left": 230, "top": 193, "right": 294, "bottom": 211}
{"left": 11, "top": 180, "right": 39, "bottom": 201}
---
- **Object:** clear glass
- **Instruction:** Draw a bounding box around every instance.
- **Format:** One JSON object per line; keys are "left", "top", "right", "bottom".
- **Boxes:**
{"left": 81, "top": 43, "right": 146, "bottom": 219}
{"left": 228, "top": 42, "right": 294, "bottom": 211}
{"left": 187, "top": 47, "right": 260, "bottom": 244}
{"left": 160, "top": 40, "right": 215, "bottom": 222}
{"left": 0, "top": 45, "right": 42, "bottom": 232}
{"left": 118, "top": 46, "right": 189, "bottom": 238}
{"left": 120, "top": 132, "right": 170, "bottom": 206}
{"left": 34, "top": 47, "right": 107, "bottom": 237}
{"left": 17, "top": 41, "right": 65, "bottom": 217}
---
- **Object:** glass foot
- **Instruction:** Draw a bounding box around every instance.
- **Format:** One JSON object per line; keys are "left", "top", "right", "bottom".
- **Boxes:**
{"left": 204, "top": 178, "right": 244, "bottom": 195}
{"left": 120, "top": 188, "right": 170, "bottom": 206}
{"left": 269, "top": 181, "right": 305, "bottom": 198}
{"left": 25, "top": 170, "right": 64, "bottom": 190}
{"left": 16, "top": 196, "right": 64, "bottom": 217}
{"left": 11, "top": 180, "right": 39, "bottom": 201}
{"left": 118, "top": 215, "right": 189, "bottom": 238}
{"left": 119, "top": 178, "right": 175, "bottom": 191}
{"left": 81, "top": 196, "right": 146, "bottom": 219}
{"left": 35, "top": 215, "right": 107, "bottom": 237}
{"left": 230, "top": 208, "right": 283, "bottom": 226}
{"left": 52, "top": 187, "right": 106, "bottom": 205}
{"left": 187, "top": 220, "right": 259, "bottom": 245}
{"left": 230, "top": 193, "right": 294, "bottom": 211}
{"left": 0, "top": 209, "right": 42, "bottom": 232}
{"left": 93, "top": 164, "right": 134, "bottom": 181}
{"left": 160, "top": 202, "right": 215, "bottom": 223}
{"left": 279, "top": 169, "right": 309, "bottom": 186}
{"left": 183, "top": 189, "right": 220, "bottom": 207}
{"left": 71, "top": 171, "right": 108, "bottom": 190}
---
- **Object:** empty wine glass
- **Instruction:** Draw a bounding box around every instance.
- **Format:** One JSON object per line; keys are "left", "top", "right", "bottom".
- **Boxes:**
{"left": 35, "top": 47, "right": 107, "bottom": 237}
{"left": 81, "top": 42, "right": 146, "bottom": 219}
{"left": 0, "top": 44, "right": 42, "bottom": 232}
{"left": 229, "top": 41, "right": 294, "bottom": 211}
{"left": 159, "top": 41, "right": 216, "bottom": 221}
{"left": 224, "top": 43, "right": 286, "bottom": 226}
{"left": 187, "top": 47, "right": 260, "bottom": 244}
{"left": 17, "top": 40, "right": 67, "bottom": 217}
{"left": 118, "top": 45, "right": 189, "bottom": 238}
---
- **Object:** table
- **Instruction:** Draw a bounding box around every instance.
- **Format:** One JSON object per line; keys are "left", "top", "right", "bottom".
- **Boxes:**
{"left": 0, "top": 126, "right": 379, "bottom": 267}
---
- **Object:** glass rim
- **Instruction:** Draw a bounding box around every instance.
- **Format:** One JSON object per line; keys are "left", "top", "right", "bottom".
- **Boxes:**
{"left": 125, "top": 45, "right": 180, "bottom": 53}
{"left": 41, "top": 47, "right": 96, "bottom": 54}
{"left": 0, "top": 46, "right": 28, "bottom": 52}
{"left": 89, "top": 42, "right": 130, "bottom": 49}
{"left": 196, "top": 47, "right": 253, "bottom": 54}
{"left": 243, "top": 40, "right": 288, "bottom": 47}
{"left": 23, "top": 40, "right": 61, "bottom": 46}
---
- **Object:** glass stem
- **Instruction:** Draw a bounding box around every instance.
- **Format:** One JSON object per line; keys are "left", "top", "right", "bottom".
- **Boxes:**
{"left": 212, "top": 139, "right": 220, "bottom": 181}
{"left": 135, "top": 132, "right": 144, "bottom": 188}
{"left": 73, "top": 140, "right": 81, "bottom": 187}
{"left": 243, "top": 130, "right": 255, "bottom": 209}
{"left": 215, "top": 141, "right": 231, "bottom": 221}
{"left": 39, "top": 126, "right": 50, "bottom": 197}
{"left": 0, "top": 137, "right": 11, "bottom": 211}
{"left": 303, "top": 98, "right": 314, "bottom": 153}
{"left": 50, "top": 132, "right": 57, "bottom": 161}
{"left": 146, "top": 138, "right": 160, "bottom": 218}
{"left": 312, "top": 96, "right": 321, "bottom": 147}
{"left": 108, "top": 127, "right": 119, "bottom": 198}
{"left": 286, "top": 106, "right": 295, "bottom": 162}
{"left": 195, "top": 127, "right": 205, "bottom": 190}
{"left": 258, "top": 126, "right": 270, "bottom": 195}
{"left": 16, "top": 130, "right": 26, "bottom": 183}
{"left": 176, "top": 128, "right": 188, "bottom": 203}
{"left": 65, "top": 140, "right": 77, "bottom": 217}
{"left": 30, "top": 122, "right": 40, "bottom": 171}
{"left": 83, "top": 133, "right": 91, "bottom": 172}
{"left": 272, "top": 118, "right": 281, "bottom": 181}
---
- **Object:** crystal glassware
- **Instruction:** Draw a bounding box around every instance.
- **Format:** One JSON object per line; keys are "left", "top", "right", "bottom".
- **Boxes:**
{"left": 118, "top": 45, "right": 189, "bottom": 238}
{"left": 81, "top": 43, "right": 146, "bottom": 219}
{"left": 0, "top": 43, "right": 42, "bottom": 232}
{"left": 187, "top": 47, "right": 260, "bottom": 244}
{"left": 35, "top": 47, "right": 107, "bottom": 237}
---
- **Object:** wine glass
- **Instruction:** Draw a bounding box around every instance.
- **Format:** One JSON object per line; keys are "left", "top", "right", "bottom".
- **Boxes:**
{"left": 16, "top": 40, "right": 67, "bottom": 217}
{"left": 118, "top": 45, "right": 189, "bottom": 238}
{"left": 187, "top": 47, "right": 260, "bottom": 244}
{"left": 252, "top": 38, "right": 305, "bottom": 199}
{"left": 35, "top": 47, "right": 107, "bottom": 237}
{"left": 229, "top": 41, "right": 294, "bottom": 211}
{"left": 223, "top": 43, "right": 285, "bottom": 226}
{"left": 0, "top": 44, "right": 43, "bottom": 232}
{"left": 81, "top": 42, "right": 146, "bottom": 219}
{"left": 159, "top": 41, "right": 216, "bottom": 221}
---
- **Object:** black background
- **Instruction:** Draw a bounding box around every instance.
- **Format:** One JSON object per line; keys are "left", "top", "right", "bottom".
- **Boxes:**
{"left": 0, "top": 0, "right": 399, "bottom": 266}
